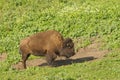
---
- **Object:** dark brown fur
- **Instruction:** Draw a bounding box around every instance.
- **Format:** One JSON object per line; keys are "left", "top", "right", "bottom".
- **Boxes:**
{"left": 19, "top": 30, "right": 75, "bottom": 69}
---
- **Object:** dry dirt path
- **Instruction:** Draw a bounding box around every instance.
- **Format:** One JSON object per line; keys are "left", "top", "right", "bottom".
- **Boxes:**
{"left": 13, "top": 41, "right": 109, "bottom": 70}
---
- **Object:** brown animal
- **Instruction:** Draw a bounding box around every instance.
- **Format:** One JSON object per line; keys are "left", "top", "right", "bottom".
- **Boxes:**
{"left": 19, "top": 30, "right": 75, "bottom": 69}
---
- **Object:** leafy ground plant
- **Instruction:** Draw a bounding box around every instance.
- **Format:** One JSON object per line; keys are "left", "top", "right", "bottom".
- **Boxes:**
{"left": 0, "top": 0, "right": 120, "bottom": 80}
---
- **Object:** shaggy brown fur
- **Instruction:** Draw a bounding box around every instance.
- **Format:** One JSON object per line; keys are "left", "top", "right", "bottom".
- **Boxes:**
{"left": 19, "top": 30, "right": 75, "bottom": 69}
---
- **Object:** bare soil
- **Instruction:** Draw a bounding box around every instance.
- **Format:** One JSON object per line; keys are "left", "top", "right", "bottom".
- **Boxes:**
{"left": 12, "top": 40, "right": 109, "bottom": 70}
{"left": 0, "top": 53, "right": 7, "bottom": 61}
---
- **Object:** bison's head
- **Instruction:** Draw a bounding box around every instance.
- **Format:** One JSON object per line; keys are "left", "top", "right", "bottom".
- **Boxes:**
{"left": 60, "top": 38, "right": 75, "bottom": 58}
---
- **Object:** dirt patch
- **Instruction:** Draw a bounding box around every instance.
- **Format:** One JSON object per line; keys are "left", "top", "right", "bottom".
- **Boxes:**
{"left": 13, "top": 40, "right": 109, "bottom": 70}
{"left": 72, "top": 42, "right": 108, "bottom": 59}
{"left": 0, "top": 53, "right": 7, "bottom": 61}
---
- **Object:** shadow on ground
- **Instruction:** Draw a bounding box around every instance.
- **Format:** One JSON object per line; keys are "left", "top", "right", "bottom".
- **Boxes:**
{"left": 39, "top": 56, "right": 96, "bottom": 67}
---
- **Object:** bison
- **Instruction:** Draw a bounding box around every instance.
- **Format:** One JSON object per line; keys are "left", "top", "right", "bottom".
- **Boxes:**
{"left": 19, "top": 30, "right": 75, "bottom": 69}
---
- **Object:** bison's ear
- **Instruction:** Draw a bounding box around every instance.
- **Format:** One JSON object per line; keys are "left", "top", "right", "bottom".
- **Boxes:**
{"left": 63, "top": 38, "right": 73, "bottom": 48}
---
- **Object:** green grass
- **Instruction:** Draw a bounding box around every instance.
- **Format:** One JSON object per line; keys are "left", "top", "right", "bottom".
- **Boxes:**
{"left": 1, "top": 56, "right": 120, "bottom": 80}
{"left": 0, "top": 0, "right": 120, "bottom": 80}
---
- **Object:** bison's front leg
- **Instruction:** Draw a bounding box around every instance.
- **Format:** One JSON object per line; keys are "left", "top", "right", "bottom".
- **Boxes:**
{"left": 45, "top": 51, "right": 57, "bottom": 66}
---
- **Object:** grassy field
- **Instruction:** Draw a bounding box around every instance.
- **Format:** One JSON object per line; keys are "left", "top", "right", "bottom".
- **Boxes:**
{"left": 0, "top": 0, "right": 120, "bottom": 80}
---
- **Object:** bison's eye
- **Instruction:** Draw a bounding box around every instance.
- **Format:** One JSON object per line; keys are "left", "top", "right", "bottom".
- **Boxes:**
{"left": 66, "top": 44, "right": 72, "bottom": 48}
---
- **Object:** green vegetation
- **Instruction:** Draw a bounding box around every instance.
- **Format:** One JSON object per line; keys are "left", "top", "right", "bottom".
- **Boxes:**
{"left": 0, "top": 0, "right": 120, "bottom": 80}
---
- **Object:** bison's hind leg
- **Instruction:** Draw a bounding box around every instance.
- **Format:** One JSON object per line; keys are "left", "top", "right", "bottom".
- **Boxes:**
{"left": 19, "top": 45, "right": 32, "bottom": 69}
{"left": 21, "top": 53, "right": 30, "bottom": 69}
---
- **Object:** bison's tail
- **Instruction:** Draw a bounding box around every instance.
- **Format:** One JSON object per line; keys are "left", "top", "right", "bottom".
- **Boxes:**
{"left": 19, "top": 48, "right": 22, "bottom": 55}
